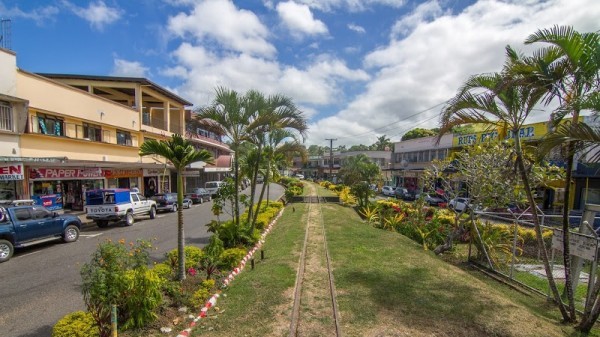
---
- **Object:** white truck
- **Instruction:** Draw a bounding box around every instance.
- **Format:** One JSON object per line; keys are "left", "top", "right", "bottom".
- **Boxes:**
{"left": 85, "top": 188, "right": 157, "bottom": 228}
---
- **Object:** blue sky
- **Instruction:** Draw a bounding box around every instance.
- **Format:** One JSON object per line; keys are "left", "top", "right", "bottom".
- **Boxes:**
{"left": 1, "top": 0, "right": 599, "bottom": 148}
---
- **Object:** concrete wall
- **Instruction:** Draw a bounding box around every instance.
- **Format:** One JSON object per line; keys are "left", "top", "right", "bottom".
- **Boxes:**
{"left": 16, "top": 71, "right": 139, "bottom": 132}
{"left": 0, "top": 48, "right": 16, "bottom": 96}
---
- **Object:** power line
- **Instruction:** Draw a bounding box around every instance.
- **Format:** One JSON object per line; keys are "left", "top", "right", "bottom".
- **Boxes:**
{"left": 334, "top": 100, "right": 448, "bottom": 141}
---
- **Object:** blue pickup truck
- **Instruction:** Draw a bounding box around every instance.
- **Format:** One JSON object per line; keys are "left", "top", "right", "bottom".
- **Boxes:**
{"left": 0, "top": 200, "right": 82, "bottom": 263}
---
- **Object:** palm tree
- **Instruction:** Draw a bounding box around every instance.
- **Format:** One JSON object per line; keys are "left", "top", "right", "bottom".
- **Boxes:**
{"left": 513, "top": 26, "right": 600, "bottom": 323}
{"left": 195, "top": 87, "right": 259, "bottom": 229}
{"left": 139, "top": 134, "right": 214, "bottom": 281}
{"left": 438, "top": 45, "right": 571, "bottom": 320}
{"left": 253, "top": 129, "right": 304, "bottom": 219}
{"left": 246, "top": 93, "right": 307, "bottom": 228}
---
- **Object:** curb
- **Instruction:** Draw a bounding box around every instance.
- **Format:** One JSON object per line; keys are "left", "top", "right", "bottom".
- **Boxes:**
{"left": 175, "top": 208, "right": 284, "bottom": 337}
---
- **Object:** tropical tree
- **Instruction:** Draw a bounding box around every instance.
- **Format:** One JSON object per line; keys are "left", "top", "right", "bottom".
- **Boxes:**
{"left": 338, "top": 154, "right": 381, "bottom": 208}
{"left": 401, "top": 128, "right": 437, "bottom": 141}
{"left": 373, "top": 135, "right": 393, "bottom": 151}
{"left": 195, "top": 87, "right": 259, "bottom": 230}
{"left": 514, "top": 26, "right": 600, "bottom": 325}
{"left": 139, "top": 134, "right": 213, "bottom": 281}
{"left": 245, "top": 92, "right": 307, "bottom": 230}
{"left": 437, "top": 45, "right": 571, "bottom": 320}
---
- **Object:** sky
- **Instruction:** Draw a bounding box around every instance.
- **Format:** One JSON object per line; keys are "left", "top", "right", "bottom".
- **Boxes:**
{"left": 1, "top": 0, "right": 599, "bottom": 149}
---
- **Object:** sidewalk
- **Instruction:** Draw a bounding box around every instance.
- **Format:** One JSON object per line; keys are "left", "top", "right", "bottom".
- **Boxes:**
{"left": 60, "top": 209, "right": 94, "bottom": 228}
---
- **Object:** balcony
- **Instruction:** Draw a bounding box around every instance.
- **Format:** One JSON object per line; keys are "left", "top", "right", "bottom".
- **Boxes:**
{"left": 28, "top": 116, "right": 138, "bottom": 147}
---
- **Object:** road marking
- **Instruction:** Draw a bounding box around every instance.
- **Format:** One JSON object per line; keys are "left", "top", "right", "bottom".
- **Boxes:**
{"left": 81, "top": 233, "right": 103, "bottom": 238}
{"left": 20, "top": 250, "right": 43, "bottom": 258}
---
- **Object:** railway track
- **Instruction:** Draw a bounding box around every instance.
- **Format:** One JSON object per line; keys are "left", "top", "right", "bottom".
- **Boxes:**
{"left": 289, "top": 187, "right": 342, "bottom": 337}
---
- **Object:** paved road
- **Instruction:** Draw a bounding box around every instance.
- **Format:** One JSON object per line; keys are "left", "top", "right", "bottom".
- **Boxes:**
{"left": 0, "top": 183, "right": 284, "bottom": 337}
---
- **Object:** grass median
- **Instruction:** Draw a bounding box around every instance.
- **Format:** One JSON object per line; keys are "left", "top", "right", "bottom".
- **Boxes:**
{"left": 192, "top": 199, "right": 589, "bottom": 337}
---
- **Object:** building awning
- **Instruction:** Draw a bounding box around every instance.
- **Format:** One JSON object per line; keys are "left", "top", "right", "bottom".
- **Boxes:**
{"left": 204, "top": 155, "right": 232, "bottom": 173}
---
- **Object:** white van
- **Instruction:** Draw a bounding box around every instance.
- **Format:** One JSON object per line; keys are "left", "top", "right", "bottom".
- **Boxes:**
{"left": 205, "top": 181, "right": 224, "bottom": 196}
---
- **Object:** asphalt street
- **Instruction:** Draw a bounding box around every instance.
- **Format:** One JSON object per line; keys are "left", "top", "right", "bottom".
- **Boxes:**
{"left": 0, "top": 183, "right": 284, "bottom": 337}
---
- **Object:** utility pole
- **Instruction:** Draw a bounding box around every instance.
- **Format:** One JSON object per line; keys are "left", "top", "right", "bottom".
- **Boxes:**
{"left": 325, "top": 138, "right": 337, "bottom": 179}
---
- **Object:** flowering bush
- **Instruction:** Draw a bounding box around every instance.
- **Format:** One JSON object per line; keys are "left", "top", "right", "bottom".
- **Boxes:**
{"left": 80, "top": 239, "right": 161, "bottom": 337}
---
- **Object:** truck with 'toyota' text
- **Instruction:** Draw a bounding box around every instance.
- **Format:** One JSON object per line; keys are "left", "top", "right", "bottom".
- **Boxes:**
{"left": 85, "top": 189, "right": 157, "bottom": 228}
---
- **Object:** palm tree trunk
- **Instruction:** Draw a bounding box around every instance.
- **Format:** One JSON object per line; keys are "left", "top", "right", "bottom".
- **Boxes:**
{"left": 514, "top": 138, "right": 569, "bottom": 320}
{"left": 248, "top": 143, "right": 263, "bottom": 224}
{"left": 561, "top": 144, "right": 577, "bottom": 321}
{"left": 177, "top": 170, "right": 186, "bottom": 281}
{"left": 560, "top": 110, "right": 582, "bottom": 322}
{"left": 233, "top": 152, "right": 240, "bottom": 229}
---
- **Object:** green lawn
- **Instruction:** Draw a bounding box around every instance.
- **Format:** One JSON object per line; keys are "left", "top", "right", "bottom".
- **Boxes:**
{"left": 190, "top": 198, "right": 596, "bottom": 337}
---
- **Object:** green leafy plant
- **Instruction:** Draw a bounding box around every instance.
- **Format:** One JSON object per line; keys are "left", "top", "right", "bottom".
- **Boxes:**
{"left": 166, "top": 245, "right": 205, "bottom": 271}
{"left": 219, "top": 247, "right": 248, "bottom": 270}
{"left": 52, "top": 311, "right": 99, "bottom": 337}
{"left": 80, "top": 239, "right": 157, "bottom": 337}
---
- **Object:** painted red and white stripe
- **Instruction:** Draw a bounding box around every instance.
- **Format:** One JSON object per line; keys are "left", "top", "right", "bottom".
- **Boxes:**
{"left": 175, "top": 210, "right": 283, "bottom": 337}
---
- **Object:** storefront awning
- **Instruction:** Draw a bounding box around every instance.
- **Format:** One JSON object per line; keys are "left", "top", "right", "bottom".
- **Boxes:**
{"left": 204, "top": 155, "right": 232, "bottom": 173}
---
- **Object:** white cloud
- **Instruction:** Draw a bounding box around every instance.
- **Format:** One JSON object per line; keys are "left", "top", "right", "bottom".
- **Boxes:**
{"left": 306, "top": 0, "right": 600, "bottom": 146}
{"left": 61, "top": 0, "right": 122, "bottom": 31}
{"left": 167, "top": 0, "right": 276, "bottom": 57}
{"left": 294, "top": 0, "right": 406, "bottom": 12}
{"left": 111, "top": 58, "right": 149, "bottom": 78}
{"left": 165, "top": 42, "right": 368, "bottom": 109}
{"left": 0, "top": 3, "right": 59, "bottom": 25}
{"left": 276, "top": 1, "right": 328, "bottom": 38}
{"left": 347, "top": 23, "right": 366, "bottom": 34}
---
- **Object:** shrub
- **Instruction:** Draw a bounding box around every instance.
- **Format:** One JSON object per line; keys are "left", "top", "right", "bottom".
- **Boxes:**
{"left": 80, "top": 239, "right": 154, "bottom": 337}
{"left": 472, "top": 222, "right": 522, "bottom": 267}
{"left": 52, "top": 311, "right": 99, "bottom": 337}
{"left": 120, "top": 267, "right": 163, "bottom": 329}
{"left": 219, "top": 248, "right": 248, "bottom": 270}
{"left": 166, "top": 245, "right": 204, "bottom": 270}
{"left": 190, "top": 279, "right": 217, "bottom": 308}
{"left": 152, "top": 262, "right": 173, "bottom": 280}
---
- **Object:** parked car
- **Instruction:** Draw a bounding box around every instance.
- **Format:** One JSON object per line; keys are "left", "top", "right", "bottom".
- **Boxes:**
{"left": 205, "top": 181, "right": 225, "bottom": 196}
{"left": 182, "top": 198, "right": 193, "bottom": 209}
{"left": 381, "top": 186, "right": 396, "bottom": 196}
{"left": 0, "top": 201, "right": 82, "bottom": 263}
{"left": 420, "top": 193, "right": 446, "bottom": 206}
{"left": 85, "top": 189, "right": 157, "bottom": 227}
{"left": 185, "top": 188, "right": 212, "bottom": 204}
{"left": 151, "top": 193, "right": 180, "bottom": 213}
{"left": 448, "top": 197, "right": 470, "bottom": 212}
{"left": 395, "top": 188, "right": 416, "bottom": 201}
{"left": 296, "top": 174, "right": 305, "bottom": 179}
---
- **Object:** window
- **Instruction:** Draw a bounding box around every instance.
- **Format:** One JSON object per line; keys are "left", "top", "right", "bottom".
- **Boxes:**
{"left": 83, "top": 123, "right": 102, "bottom": 141}
{"left": 33, "top": 207, "right": 52, "bottom": 219}
{"left": 14, "top": 208, "right": 32, "bottom": 221}
{"left": 117, "top": 130, "right": 132, "bottom": 146}
{"left": 0, "top": 102, "right": 12, "bottom": 131}
{"left": 38, "top": 114, "right": 64, "bottom": 136}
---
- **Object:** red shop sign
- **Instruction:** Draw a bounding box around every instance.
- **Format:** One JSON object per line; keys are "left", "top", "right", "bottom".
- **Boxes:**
{"left": 29, "top": 168, "right": 104, "bottom": 179}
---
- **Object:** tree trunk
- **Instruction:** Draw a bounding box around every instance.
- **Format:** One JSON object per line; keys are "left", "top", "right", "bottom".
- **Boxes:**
{"left": 248, "top": 144, "right": 263, "bottom": 225}
{"left": 514, "top": 138, "right": 569, "bottom": 320}
{"left": 176, "top": 170, "right": 186, "bottom": 281}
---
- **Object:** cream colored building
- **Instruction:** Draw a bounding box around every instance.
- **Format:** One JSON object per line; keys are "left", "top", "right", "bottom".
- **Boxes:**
{"left": 0, "top": 47, "right": 231, "bottom": 210}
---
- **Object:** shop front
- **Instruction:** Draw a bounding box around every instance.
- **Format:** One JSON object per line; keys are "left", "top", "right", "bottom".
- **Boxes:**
{"left": 143, "top": 168, "right": 171, "bottom": 198}
{"left": 105, "top": 168, "right": 143, "bottom": 190}
{"left": 0, "top": 163, "right": 25, "bottom": 202}
{"left": 29, "top": 167, "right": 105, "bottom": 211}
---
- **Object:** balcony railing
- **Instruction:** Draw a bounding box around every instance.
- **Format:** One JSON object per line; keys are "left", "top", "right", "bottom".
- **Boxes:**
{"left": 29, "top": 116, "right": 138, "bottom": 147}
{"left": 142, "top": 112, "right": 166, "bottom": 130}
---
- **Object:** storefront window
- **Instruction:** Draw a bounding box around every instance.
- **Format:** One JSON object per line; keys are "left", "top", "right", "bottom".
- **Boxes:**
{"left": 0, "top": 181, "right": 17, "bottom": 201}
